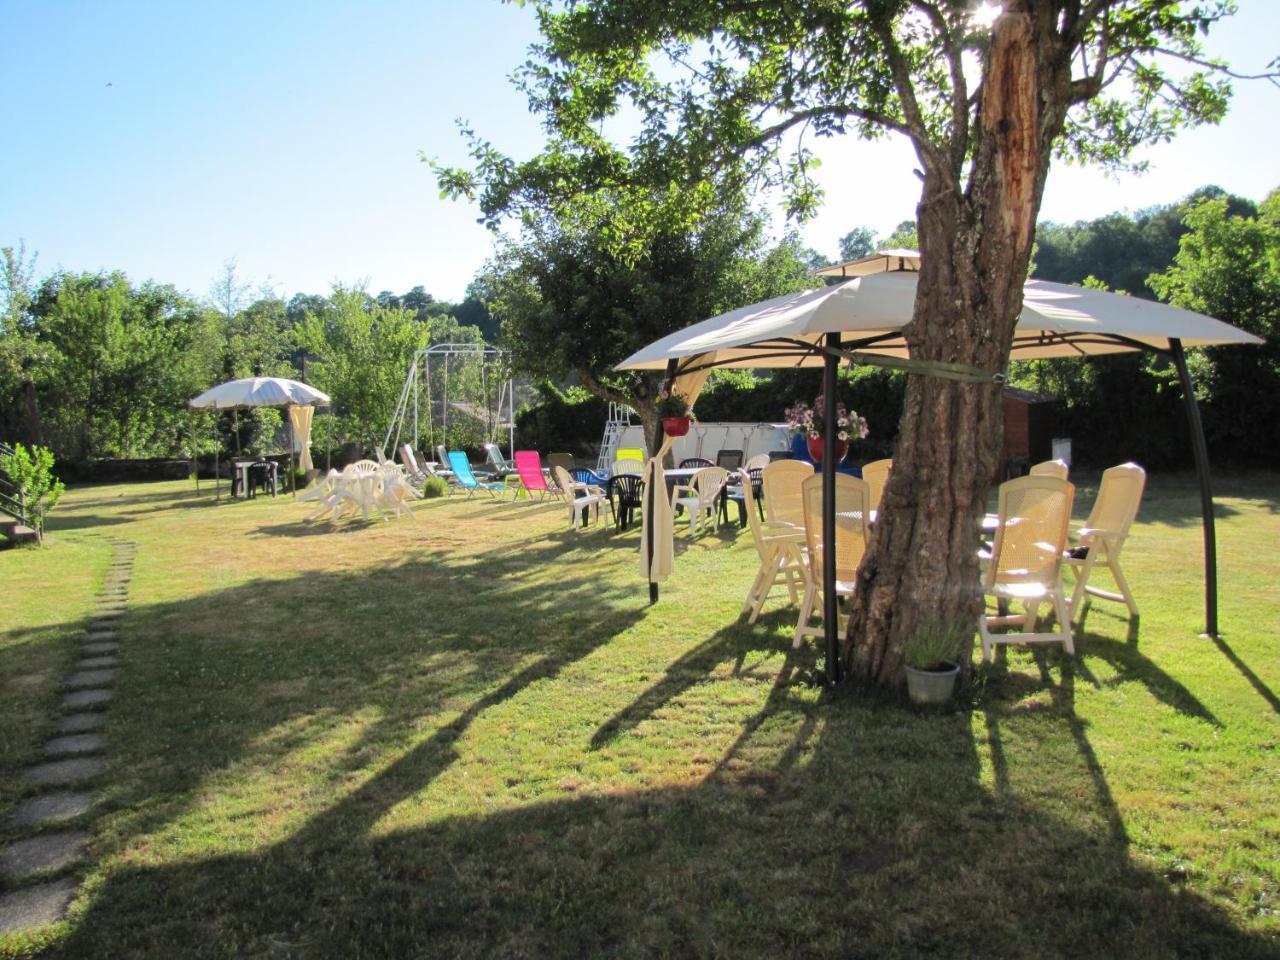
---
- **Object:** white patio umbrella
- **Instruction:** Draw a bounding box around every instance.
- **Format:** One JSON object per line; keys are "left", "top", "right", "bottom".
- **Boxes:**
{"left": 189, "top": 377, "right": 330, "bottom": 409}
{"left": 617, "top": 251, "right": 1263, "bottom": 673}
{"left": 188, "top": 377, "right": 331, "bottom": 500}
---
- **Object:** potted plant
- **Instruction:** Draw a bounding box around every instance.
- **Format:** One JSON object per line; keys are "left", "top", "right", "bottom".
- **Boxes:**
{"left": 657, "top": 388, "right": 693, "bottom": 437}
{"left": 783, "top": 394, "right": 869, "bottom": 465}
{"left": 902, "top": 619, "right": 966, "bottom": 706}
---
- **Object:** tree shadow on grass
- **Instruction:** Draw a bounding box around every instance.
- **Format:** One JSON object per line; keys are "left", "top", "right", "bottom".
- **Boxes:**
{"left": 60, "top": 484, "right": 206, "bottom": 510}
{"left": 47, "top": 646, "right": 1280, "bottom": 960}
{"left": 1211, "top": 635, "right": 1280, "bottom": 715}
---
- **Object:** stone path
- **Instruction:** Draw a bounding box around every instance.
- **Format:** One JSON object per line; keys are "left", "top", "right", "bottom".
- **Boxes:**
{"left": 0, "top": 539, "right": 135, "bottom": 935}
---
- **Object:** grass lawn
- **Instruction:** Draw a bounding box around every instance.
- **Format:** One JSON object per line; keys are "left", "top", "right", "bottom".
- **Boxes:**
{"left": 1, "top": 471, "right": 1277, "bottom": 959}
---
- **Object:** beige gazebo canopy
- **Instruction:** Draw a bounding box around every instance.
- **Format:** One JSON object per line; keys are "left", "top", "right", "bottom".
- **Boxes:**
{"left": 619, "top": 260, "right": 1260, "bottom": 370}
{"left": 617, "top": 251, "right": 1263, "bottom": 677}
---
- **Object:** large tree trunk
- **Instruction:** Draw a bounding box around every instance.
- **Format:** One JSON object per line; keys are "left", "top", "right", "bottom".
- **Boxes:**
{"left": 844, "top": 10, "right": 1071, "bottom": 684}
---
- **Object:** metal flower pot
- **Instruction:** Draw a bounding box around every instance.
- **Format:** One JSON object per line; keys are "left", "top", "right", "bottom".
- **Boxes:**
{"left": 904, "top": 663, "right": 960, "bottom": 706}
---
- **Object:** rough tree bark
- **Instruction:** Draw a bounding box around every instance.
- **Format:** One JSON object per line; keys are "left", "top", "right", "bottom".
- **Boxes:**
{"left": 844, "top": 9, "right": 1075, "bottom": 684}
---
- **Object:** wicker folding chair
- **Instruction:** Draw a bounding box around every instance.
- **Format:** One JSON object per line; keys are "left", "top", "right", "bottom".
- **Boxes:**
{"left": 860, "top": 458, "right": 892, "bottom": 514}
{"left": 761, "top": 459, "right": 813, "bottom": 530}
{"left": 1029, "top": 459, "right": 1069, "bottom": 480}
{"left": 739, "top": 470, "right": 806, "bottom": 623}
{"left": 978, "top": 475, "right": 1076, "bottom": 660}
{"left": 794, "top": 473, "right": 870, "bottom": 648}
{"left": 1065, "top": 462, "right": 1145, "bottom": 620}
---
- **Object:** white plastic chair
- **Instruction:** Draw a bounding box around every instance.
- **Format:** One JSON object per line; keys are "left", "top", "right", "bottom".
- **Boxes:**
{"left": 1065, "top": 462, "right": 1145, "bottom": 620}
{"left": 552, "top": 466, "right": 612, "bottom": 528}
{"left": 744, "top": 453, "right": 772, "bottom": 472}
{"left": 333, "top": 460, "right": 382, "bottom": 523}
{"left": 300, "top": 469, "right": 342, "bottom": 522}
{"left": 671, "top": 466, "right": 728, "bottom": 535}
{"left": 612, "top": 458, "right": 644, "bottom": 477}
{"left": 793, "top": 474, "right": 870, "bottom": 648}
{"left": 978, "top": 475, "right": 1076, "bottom": 661}
{"left": 378, "top": 465, "right": 420, "bottom": 518}
{"left": 738, "top": 470, "right": 806, "bottom": 623}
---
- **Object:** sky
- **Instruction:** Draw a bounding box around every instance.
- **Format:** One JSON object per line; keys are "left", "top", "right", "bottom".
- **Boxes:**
{"left": 2, "top": 1, "right": 1278, "bottom": 305}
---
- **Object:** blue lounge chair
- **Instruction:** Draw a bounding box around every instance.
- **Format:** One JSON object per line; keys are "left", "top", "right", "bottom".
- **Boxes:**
{"left": 448, "top": 451, "right": 507, "bottom": 499}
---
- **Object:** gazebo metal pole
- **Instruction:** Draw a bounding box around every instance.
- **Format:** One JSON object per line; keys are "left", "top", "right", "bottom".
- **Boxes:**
{"left": 1169, "top": 338, "right": 1219, "bottom": 638}
{"left": 822, "top": 333, "right": 842, "bottom": 684}
{"left": 288, "top": 407, "right": 296, "bottom": 498}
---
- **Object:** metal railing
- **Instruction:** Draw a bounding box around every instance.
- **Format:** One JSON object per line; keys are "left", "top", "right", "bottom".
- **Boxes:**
{"left": 0, "top": 441, "right": 36, "bottom": 530}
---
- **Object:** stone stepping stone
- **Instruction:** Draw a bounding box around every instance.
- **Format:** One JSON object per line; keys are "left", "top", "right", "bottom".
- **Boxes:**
{"left": 0, "top": 878, "right": 78, "bottom": 934}
{"left": 86, "top": 627, "right": 118, "bottom": 639}
{"left": 82, "top": 641, "right": 118, "bottom": 655}
{"left": 44, "top": 734, "right": 104, "bottom": 757}
{"left": 92, "top": 610, "right": 124, "bottom": 621}
{"left": 66, "top": 670, "right": 116, "bottom": 689}
{"left": 61, "top": 689, "right": 112, "bottom": 710}
{"left": 81, "top": 642, "right": 119, "bottom": 660}
{"left": 75, "top": 656, "right": 117, "bottom": 669}
{"left": 58, "top": 713, "right": 105, "bottom": 734}
{"left": 10, "top": 792, "right": 95, "bottom": 828}
{"left": 0, "top": 831, "right": 88, "bottom": 882}
{"left": 24, "top": 757, "right": 105, "bottom": 788}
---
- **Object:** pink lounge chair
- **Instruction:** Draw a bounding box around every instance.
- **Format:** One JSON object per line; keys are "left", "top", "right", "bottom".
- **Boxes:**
{"left": 514, "top": 450, "right": 558, "bottom": 501}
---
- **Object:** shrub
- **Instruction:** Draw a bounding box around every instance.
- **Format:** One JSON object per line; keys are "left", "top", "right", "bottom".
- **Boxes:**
{"left": 0, "top": 443, "right": 66, "bottom": 543}
{"left": 903, "top": 619, "right": 968, "bottom": 671}
{"left": 514, "top": 382, "right": 609, "bottom": 457}
{"left": 421, "top": 476, "right": 450, "bottom": 499}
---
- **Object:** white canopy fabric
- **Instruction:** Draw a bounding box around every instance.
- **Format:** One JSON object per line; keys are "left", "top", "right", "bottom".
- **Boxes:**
{"left": 616, "top": 262, "right": 1262, "bottom": 372}
{"left": 189, "top": 377, "right": 330, "bottom": 410}
{"left": 289, "top": 404, "right": 315, "bottom": 473}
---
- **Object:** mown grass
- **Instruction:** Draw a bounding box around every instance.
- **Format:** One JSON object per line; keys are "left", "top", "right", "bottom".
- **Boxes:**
{"left": 0, "top": 471, "right": 1277, "bottom": 959}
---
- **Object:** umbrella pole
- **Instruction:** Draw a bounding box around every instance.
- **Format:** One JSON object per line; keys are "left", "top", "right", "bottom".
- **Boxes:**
{"left": 821, "top": 333, "right": 842, "bottom": 685}
{"left": 192, "top": 413, "right": 199, "bottom": 496}
{"left": 1170, "top": 338, "right": 1218, "bottom": 638}
{"left": 215, "top": 445, "right": 220, "bottom": 502}
{"left": 647, "top": 417, "right": 667, "bottom": 603}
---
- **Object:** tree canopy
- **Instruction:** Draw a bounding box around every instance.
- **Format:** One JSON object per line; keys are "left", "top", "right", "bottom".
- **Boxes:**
{"left": 479, "top": 197, "right": 815, "bottom": 447}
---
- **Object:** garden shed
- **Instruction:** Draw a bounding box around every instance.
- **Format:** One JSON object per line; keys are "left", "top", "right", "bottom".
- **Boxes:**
{"left": 1000, "top": 386, "right": 1056, "bottom": 478}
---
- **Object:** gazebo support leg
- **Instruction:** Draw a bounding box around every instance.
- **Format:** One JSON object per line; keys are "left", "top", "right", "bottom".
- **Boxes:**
{"left": 822, "top": 333, "right": 842, "bottom": 684}
{"left": 1170, "top": 338, "right": 1218, "bottom": 638}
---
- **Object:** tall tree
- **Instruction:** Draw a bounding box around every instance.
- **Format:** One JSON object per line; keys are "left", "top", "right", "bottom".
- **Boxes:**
{"left": 1149, "top": 188, "right": 1280, "bottom": 460}
{"left": 440, "top": 0, "right": 1270, "bottom": 685}
{"left": 0, "top": 241, "right": 45, "bottom": 443}
{"left": 295, "top": 285, "right": 429, "bottom": 448}
{"left": 479, "top": 203, "right": 815, "bottom": 452}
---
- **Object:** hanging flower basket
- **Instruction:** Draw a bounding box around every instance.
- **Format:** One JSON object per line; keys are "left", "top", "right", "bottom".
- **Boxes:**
{"left": 663, "top": 416, "right": 691, "bottom": 437}
{"left": 785, "top": 394, "right": 868, "bottom": 465}
{"left": 806, "top": 436, "right": 849, "bottom": 465}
